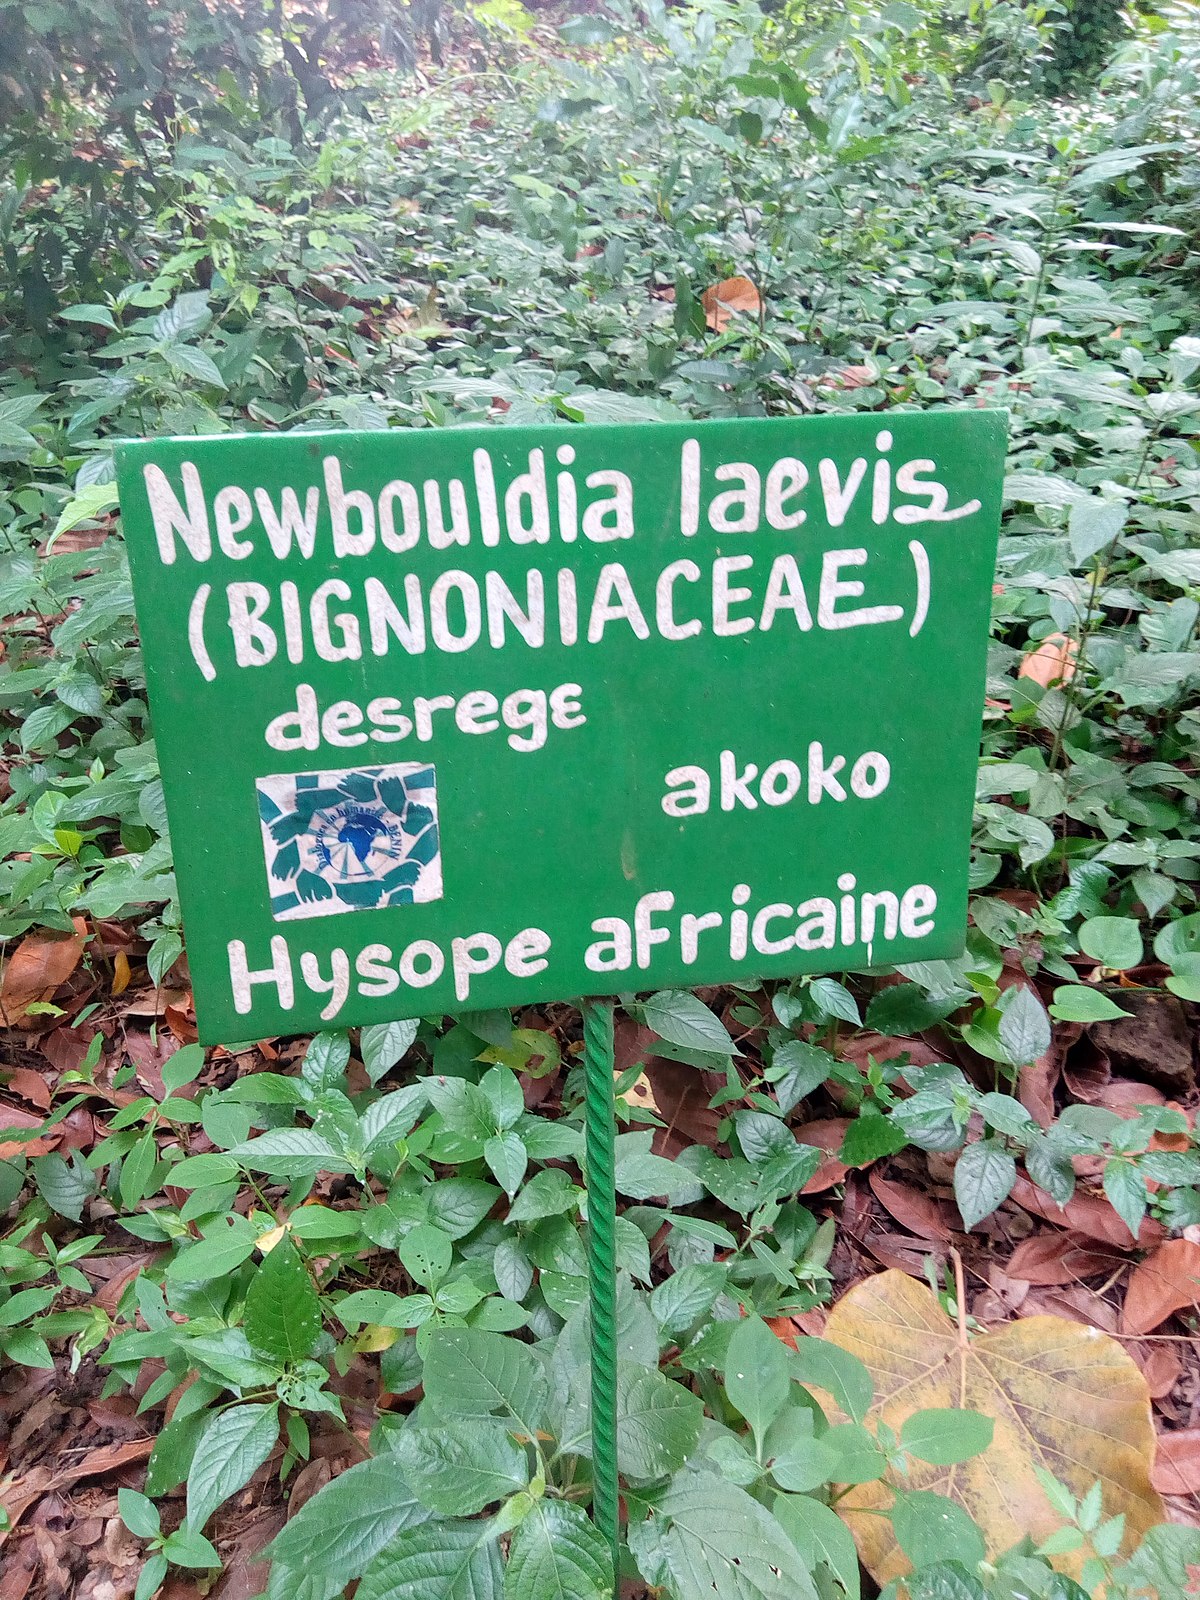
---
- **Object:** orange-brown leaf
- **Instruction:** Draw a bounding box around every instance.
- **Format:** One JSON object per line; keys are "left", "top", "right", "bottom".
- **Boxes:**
{"left": 1018, "top": 632, "right": 1078, "bottom": 689}
{"left": 0, "top": 922, "right": 86, "bottom": 1025}
{"left": 700, "top": 275, "right": 761, "bottom": 332}
{"left": 1152, "top": 1429, "right": 1200, "bottom": 1494}
{"left": 1121, "top": 1239, "right": 1200, "bottom": 1336}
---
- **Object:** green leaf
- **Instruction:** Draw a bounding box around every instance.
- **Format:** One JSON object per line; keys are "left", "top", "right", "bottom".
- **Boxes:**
{"left": 641, "top": 990, "right": 736, "bottom": 1054}
{"left": 32, "top": 1152, "right": 98, "bottom": 1221}
{"left": 789, "top": 1338, "right": 873, "bottom": 1424}
{"left": 227, "top": 1130, "right": 350, "bottom": 1178}
{"left": 772, "top": 1492, "right": 860, "bottom": 1599}
{"left": 628, "top": 1469, "right": 818, "bottom": 1600}
{"left": 900, "top": 1407, "right": 994, "bottom": 1465}
{"left": 766, "top": 1038, "right": 832, "bottom": 1114}
{"left": 61, "top": 303, "right": 119, "bottom": 331}
{"left": 162, "top": 1043, "right": 205, "bottom": 1094}
{"left": 1103, "top": 1159, "right": 1148, "bottom": 1242}
{"left": 244, "top": 1237, "right": 321, "bottom": 1364}
{"left": 1155, "top": 913, "right": 1200, "bottom": 970}
{"left": 358, "top": 1520, "right": 502, "bottom": 1600}
{"left": 361, "top": 1086, "right": 428, "bottom": 1155}
{"left": 1079, "top": 916, "right": 1144, "bottom": 971}
{"left": 398, "top": 1223, "right": 452, "bottom": 1289}
{"left": 303, "top": 1032, "right": 352, "bottom": 1091}
{"left": 507, "top": 1167, "right": 579, "bottom": 1223}
{"left": 119, "top": 1487, "right": 161, "bottom": 1539}
{"left": 1069, "top": 498, "right": 1127, "bottom": 566}
{"left": 808, "top": 978, "right": 860, "bottom": 1026}
{"left": 724, "top": 1315, "right": 790, "bottom": 1447}
{"left": 167, "top": 1215, "right": 258, "bottom": 1282}
{"left": 954, "top": 1140, "right": 1017, "bottom": 1231}
{"left": 1050, "top": 985, "right": 1132, "bottom": 1022}
{"left": 392, "top": 1419, "right": 528, "bottom": 1515}
{"left": 422, "top": 1327, "right": 548, "bottom": 1436}
{"left": 164, "top": 344, "right": 227, "bottom": 388}
{"left": 162, "top": 1523, "right": 221, "bottom": 1568}
{"left": 839, "top": 1110, "right": 907, "bottom": 1166}
{"left": 361, "top": 1019, "right": 420, "bottom": 1084}
{"left": 187, "top": 1402, "right": 279, "bottom": 1532}
{"left": 996, "top": 985, "right": 1050, "bottom": 1067}
{"left": 891, "top": 1489, "right": 985, "bottom": 1570}
{"left": 649, "top": 1262, "right": 728, "bottom": 1335}
{"left": 504, "top": 1498, "right": 612, "bottom": 1600}
{"left": 864, "top": 984, "right": 954, "bottom": 1037}
{"left": 264, "top": 1456, "right": 430, "bottom": 1576}
{"left": 485, "top": 1132, "right": 527, "bottom": 1197}
{"left": 617, "top": 1363, "right": 704, "bottom": 1482}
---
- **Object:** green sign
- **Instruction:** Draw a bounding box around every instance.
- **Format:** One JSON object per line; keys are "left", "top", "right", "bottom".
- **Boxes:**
{"left": 116, "top": 412, "right": 1006, "bottom": 1043}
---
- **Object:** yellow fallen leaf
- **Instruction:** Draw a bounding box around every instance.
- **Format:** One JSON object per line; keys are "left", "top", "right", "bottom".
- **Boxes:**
{"left": 1019, "top": 632, "right": 1078, "bottom": 689}
{"left": 112, "top": 950, "right": 131, "bottom": 996}
{"left": 255, "top": 1222, "right": 288, "bottom": 1254}
{"left": 357, "top": 1324, "right": 401, "bottom": 1353}
{"left": 700, "top": 275, "right": 762, "bottom": 332}
{"left": 823, "top": 1269, "right": 1163, "bottom": 1585}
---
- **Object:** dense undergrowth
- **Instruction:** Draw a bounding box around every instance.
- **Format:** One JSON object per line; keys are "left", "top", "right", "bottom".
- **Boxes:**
{"left": 1, "top": 2, "right": 1200, "bottom": 1598}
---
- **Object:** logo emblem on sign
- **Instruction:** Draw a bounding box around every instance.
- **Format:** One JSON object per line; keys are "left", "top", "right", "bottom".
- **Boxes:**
{"left": 256, "top": 764, "right": 442, "bottom": 921}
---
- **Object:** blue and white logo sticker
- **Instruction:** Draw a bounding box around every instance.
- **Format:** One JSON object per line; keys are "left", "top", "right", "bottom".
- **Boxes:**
{"left": 256, "top": 764, "right": 442, "bottom": 921}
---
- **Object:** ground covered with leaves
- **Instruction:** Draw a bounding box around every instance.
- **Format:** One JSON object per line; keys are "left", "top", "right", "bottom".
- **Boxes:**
{"left": 1, "top": 3, "right": 1200, "bottom": 1599}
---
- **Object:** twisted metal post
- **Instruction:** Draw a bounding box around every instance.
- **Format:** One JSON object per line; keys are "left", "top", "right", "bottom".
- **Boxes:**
{"left": 581, "top": 995, "right": 620, "bottom": 1593}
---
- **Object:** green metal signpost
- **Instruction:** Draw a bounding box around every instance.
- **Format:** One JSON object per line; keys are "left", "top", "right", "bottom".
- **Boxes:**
{"left": 117, "top": 411, "right": 1006, "bottom": 1591}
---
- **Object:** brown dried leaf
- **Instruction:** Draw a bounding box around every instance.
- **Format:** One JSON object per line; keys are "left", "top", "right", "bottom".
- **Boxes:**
{"left": 1121, "top": 1240, "right": 1200, "bottom": 1336}
{"left": 794, "top": 1118, "right": 850, "bottom": 1192}
{"left": 1019, "top": 632, "right": 1078, "bottom": 689}
{"left": 1137, "top": 1344, "right": 1182, "bottom": 1401}
{"left": 1011, "top": 1173, "right": 1165, "bottom": 1250}
{"left": 868, "top": 1171, "right": 952, "bottom": 1241}
{"left": 1152, "top": 1430, "right": 1200, "bottom": 1494}
{"left": 0, "top": 922, "right": 86, "bottom": 1025}
{"left": 700, "top": 275, "right": 761, "bottom": 332}
{"left": 824, "top": 1269, "right": 1163, "bottom": 1586}
{"left": 6, "top": 1069, "right": 51, "bottom": 1113}
{"left": 1006, "top": 1231, "right": 1123, "bottom": 1286}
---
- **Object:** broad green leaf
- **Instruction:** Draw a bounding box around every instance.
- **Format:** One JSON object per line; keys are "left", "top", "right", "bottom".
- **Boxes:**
{"left": 1103, "top": 1159, "right": 1148, "bottom": 1242}
{"left": 954, "top": 1140, "right": 1016, "bottom": 1231}
{"left": 167, "top": 1215, "right": 258, "bottom": 1282}
{"left": 485, "top": 1131, "right": 527, "bottom": 1197}
{"left": 616, "top": 1363, "right": 704, "bottom": 1483}
{"left": 361, "top": 1086, "right": 428, "bottom": 1155}
{"left": 504, "top": 1498, "right": 611, "bottom": 1600}
{"left": 724, "top": 1315, "right": 790, "bottom": 1447}
{"left": 900, "top": 1408, "right": 994, "bottom": 1466}
{"left": 996, "top": 985, "right": 1050, "bottom": 1067}
{"left": 187, "top": 1402, "right": 279, "bottom": 1532}
{"left": 789, "top": 1338, "right": 873, "bottom": 1424}
{"left": 244, "top": 1237, "right": 321, "bottom": 1364}
{"left": 1079, "top": 916, "right": 1143, "bottom": 972}
{"left": 1069, "top": 498, "right": 1127, "bottom": 565}
{"left": 358, "top": 1519, "right": 502, "bottom": 1600}
{"left": 765, "top": 1038, "right": 832, "bottom": 1113}
{"left": 1050, "top": 985, "right": 1132, "bottom": 1022}
{"left": 641, "top": 990, "right": 736, "bottom": 1054}
{"left": 628, "top": 1469, "right": 818, "bottom": 1600}
{"left": 227, "top": 1130, "right": 351, "bottom": 1178}
{"left": 891, "top": 1490, "right": 986, "bottom": 1571}
{"left": 264, "top": 1456, "right": 430, "bottom": 1575}
{"left": 772, "top": 1492, "right": 860, "bottom": 1599}
{"left": 361, "top": 1019, "right": 420, "bottom": 1083}
{"left": 392, "top": 1419, "right": 528, "bottom": 1515}
{"left": 422, "top": 1327, "right": 548, "bottom": 1436}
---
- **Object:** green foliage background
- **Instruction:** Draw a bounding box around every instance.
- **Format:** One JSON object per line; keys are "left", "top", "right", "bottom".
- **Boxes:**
{"left": 1, "top": 1, "right": 1200, "bottom": 1597}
